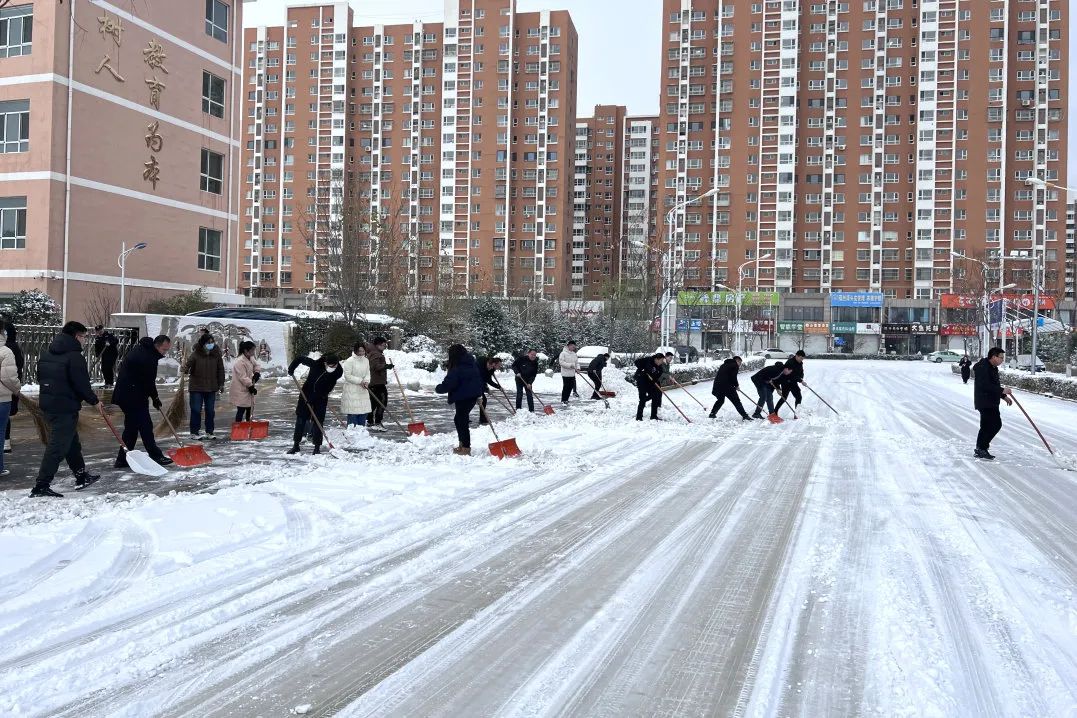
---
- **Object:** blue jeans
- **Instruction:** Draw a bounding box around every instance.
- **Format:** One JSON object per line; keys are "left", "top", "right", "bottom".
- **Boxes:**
{"left": 347, "top": 413, "right": 367, "bottom": 426}
{"left": 0, "top": 401, "right": 9, "bottom": 472}
{"left": 189, "top": 391, "right": 217, "bottom": 435}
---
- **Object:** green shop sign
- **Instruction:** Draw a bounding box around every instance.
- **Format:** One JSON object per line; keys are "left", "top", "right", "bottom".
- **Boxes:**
{"left": 677, "top": 290, "right": 780, "bottom": 307}
{"left": 830, "top": 322, "right": 857, "bottom": 334}
{"left": 778, "top": 321, "right": 804, "bottom": 333}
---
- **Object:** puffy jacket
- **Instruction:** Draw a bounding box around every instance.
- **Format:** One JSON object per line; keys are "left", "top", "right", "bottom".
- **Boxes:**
{"left": 752, "top": 363, "right": 787, "bottom": 386}
{"left": 972, "top": 358, "right": 1005, "bottom": 410}
{"left": 0, "top": 345, "right": 20, "bottom": 403}
{"left": 366, "top": 343, "right": 393, "bottom": 386}
{"left": 111, "top": 336, "right": 163, "bottom": 408}
{"left": 634, "top": 356, "right": 664, "bottom": 388}
{"left": 777, "top": 355, "right": 804, "bottom": 387}
{"left": 37, "top": 333, "right": 99, "bottom": 414}
{"left": 228, "top": 353, "right": 260, "bottom": 409}
{"left": 340, "top": 354, "right": 372, "bottom": 415}
{"left": 479, "top": 359, "right": 502, "bottom": 391}
{"left": 186, "top": 345, "right": 225, "bottom": 393}
{"left": 558, "top": 349, "right": 578, "bottom": 377}
{"left": 587, "top": 354, "right": 608, "bottom": 374}
{"left": 289, "top": 356, "right": 342, "bottom": 408}
{"left": 511, "top": 354, "right": 538, "bottom": 384}
{"left": 435, "top": 352, "right": 484, "bottom": 404}
{"left": 711, "top": 358, "right": 741, "bottom": 394}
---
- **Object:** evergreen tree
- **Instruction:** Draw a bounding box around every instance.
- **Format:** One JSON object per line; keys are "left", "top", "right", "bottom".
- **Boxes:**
{"left": 0, "top": 289, "right": 61, "bottom": 326}
{"left": 468, "top": 295, "right": 520, "bottom": 356}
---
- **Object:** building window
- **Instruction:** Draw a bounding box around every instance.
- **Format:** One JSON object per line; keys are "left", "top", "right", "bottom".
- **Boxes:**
{"left": 0, "top": 100, "right": 28, "bottom": 153}
{"left": 200, "top": 148, "right": 224, "bottom": 194}
{"left": 201, "top": 71, "right": 225, "bottom": 118}
{"left": 0, "top": 196, "right": 26, "bottom": 249}
{"left": 205, "top": 0, "right": 229, "bottom": 43}
{"left": 0, "top": 4, "right": 32, "bottom": 58}
{"left": 198, "top": 227, "right": 222, "bottom": 271}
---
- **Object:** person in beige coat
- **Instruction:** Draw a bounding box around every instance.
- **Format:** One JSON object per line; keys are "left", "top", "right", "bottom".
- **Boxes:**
{"left": 341, "top": 343, "right": 372, "bottom": 426}
{"left": 228, "top": 341, "right": 261, "bottom": 423}
{"left": 0, "top": 324, "right": 21, "bottom": 478}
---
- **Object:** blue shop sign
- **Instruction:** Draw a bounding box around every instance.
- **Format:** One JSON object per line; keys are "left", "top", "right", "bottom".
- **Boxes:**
{"left": 830, "top": 291, "right": 884, "bottom": 308}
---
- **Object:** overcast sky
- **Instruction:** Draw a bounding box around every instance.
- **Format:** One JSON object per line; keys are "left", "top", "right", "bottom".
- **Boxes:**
{"left": 243, "top": 0, "right": 1075, "bottom": 185}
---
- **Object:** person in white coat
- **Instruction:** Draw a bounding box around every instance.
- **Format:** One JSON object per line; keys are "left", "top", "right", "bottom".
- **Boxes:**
{"left": 0, "top": 323, "right": 22, "bottom": 478}
{"left": 558, "top": 340, "right": 579, "bottom": 405}
{"left": 341, "top": 342, "right": 373, "bottom": 426}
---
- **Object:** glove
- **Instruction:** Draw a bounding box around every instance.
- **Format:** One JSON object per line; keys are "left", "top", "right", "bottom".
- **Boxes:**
{"left": 385, "top": 363, "right": 395, "bottom": 370}
{"left": 248, "top": 386, "right": 257, "bottom": 395}
{"left": 252, "top": 372, "right": 261, "bottom": 383}
{"left": 152, "top": 397, "right": 163, "bottom": 410}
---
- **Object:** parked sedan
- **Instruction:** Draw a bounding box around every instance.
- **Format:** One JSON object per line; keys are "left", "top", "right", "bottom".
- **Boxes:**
{"left": 927, "top": 350, "right": 962, "bottom": 363}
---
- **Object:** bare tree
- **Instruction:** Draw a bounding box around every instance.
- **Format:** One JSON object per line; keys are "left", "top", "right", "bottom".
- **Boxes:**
{"left": 85, "top": 286, "right": 118, "bottom": 328}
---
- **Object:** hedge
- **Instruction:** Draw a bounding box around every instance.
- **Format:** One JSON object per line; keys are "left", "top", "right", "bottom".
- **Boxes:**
{"left": 801, "top": 353, "right": 925, "bottom": 361}
{"left": 951, "top": 364, "right": 1077, "bottom": 400}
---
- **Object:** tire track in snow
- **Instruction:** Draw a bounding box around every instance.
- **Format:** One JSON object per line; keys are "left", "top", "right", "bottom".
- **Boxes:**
{"left": 0, "top": 522, "right": 110, "bottom": 608}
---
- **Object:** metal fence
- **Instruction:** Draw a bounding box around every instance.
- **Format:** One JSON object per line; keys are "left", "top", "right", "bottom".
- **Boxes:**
{"left": 16, "top": 326, "right": 139, "bottom": 384}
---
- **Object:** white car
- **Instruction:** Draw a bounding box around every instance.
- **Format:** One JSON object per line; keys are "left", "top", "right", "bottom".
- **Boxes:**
{"left": 575, "top": 345, "right": 610, "bottom": 370}
{"left": 927, "top": 350, "right": 962, "bottom": 363}
{"left": 1010, "top": 354, "right": 1046, "bottom": 372}
{"left": 753, "top": 348, "right": 787, "bottom": 359}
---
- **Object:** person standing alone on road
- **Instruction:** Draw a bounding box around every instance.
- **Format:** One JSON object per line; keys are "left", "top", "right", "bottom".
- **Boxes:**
{"left": 558, "top": 341, "right": 578, "bottom": 405}
{"left": 365, "top": 337, "right": 393, "bottom": 432}
{"left": 31, "top": 322, "right": 103, "bottom": 496}
{"left": 186, "top": 332, "right": 225, "bottom": 440}
{"left": 587, "top": 353, "right": 610, "bottom": 399}
{"left": 959, "top": 354, "right": 972, "bottom": 384}
{"left": 228, "top": 340, "right": 261, "bottom": 424}
{"left": 0, "top": 323, "right": 21, "bottom": 479}
{"left": 511, "top": 348, "right": 539, "bottom": 412}
{"left": 93, "top": 325, "right": 119, "bottom": 388}
{"left": 435, "top": 344, "right": 484, "bottom": 456}
{"left": 634, "top": 353, "right": 666, "bottom": 421}
{"left": 112, "top": 335, "right": 173, "bottom": 469}
{"left": 972, "top": 347, "right": 1012, "bottom": 460}
{"left": 708, "top": 356, "right": 753, "bottom": 420}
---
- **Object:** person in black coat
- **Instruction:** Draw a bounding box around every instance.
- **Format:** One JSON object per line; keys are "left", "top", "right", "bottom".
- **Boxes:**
{"left": 750, "top": 361, "right": 792, "bottom": 418}
{"left": 511, "top": 349, "right": 539, "bottom": 412}
{"left": 634, "top": 353, "right": 666, "bottom": 421}
{"left": 287, "top": 353, "right": 342, "bottom": 454}
{"left": 478, "top": 356, "right": 504, "bottom": 425}
{"left": 93, "top": 325, "right": 120, "bottom": 388}
{"left": 3, "top": 321, "right": 23, "bottom": 454}
{"left": 708, "top": 356, "right": 752, "bottom": 420}
{"left": 972, "top": 347, "right": 1012, "bottom": 459}
{"left": 773, "top": 350, "right": 806, "bottom": 414}
{"left": 32, "top": 322, "right": 102, "bottom": 497}
{"left": 436, "top": 344, "right": 485, "bottom": 455}
{"left": 587, "top": 353, "right": 609, "bottom": 399}
{"left": 959, "top": 355, "right": 972, "bottom": 384}
{"left": 112, "top": 334, "right": 172, "bottom": 469}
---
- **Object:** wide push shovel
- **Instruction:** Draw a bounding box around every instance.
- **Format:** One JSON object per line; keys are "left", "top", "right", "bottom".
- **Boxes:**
{"left": 231, "top": 394, "right": 270, "bottom": 441}
{"left": 391, "top": 366, "right": 430, "bottom": 436}
{"left": 515, "top": 373, "right": 553, "bottom": 415}
{"left": 478, "top": 403, "right": 521, "bottom": 459}
{"left": 98, "top": 404, "right": 168, "bottom": 478}
{"left": 159, "top": 409, "right": 212, "bottom": 468}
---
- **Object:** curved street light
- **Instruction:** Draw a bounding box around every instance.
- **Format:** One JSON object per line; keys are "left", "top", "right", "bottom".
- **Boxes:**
{"left": 661, "top": 187, "right": 721, "bottom": 345}
{"left": 117, "top": 241, "right": 148, "bottom": 314}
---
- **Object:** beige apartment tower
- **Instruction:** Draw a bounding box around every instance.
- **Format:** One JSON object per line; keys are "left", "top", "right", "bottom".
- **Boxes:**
{"left": 0, "top": 0, "right": 244, "bottom": 316}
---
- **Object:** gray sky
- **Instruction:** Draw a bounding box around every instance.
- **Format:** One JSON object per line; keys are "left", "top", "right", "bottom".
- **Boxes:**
{"left": 244, "top": 0, "right": 1075, "bottom": 184}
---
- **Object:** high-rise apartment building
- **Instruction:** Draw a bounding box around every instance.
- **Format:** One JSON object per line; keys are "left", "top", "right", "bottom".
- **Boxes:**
{"left": 657, "top": 0, "right": 1068, "bottom": 345}
{"left": 0, "top": 0, "right": 244, "bottom": 315}
{"left": 240, "top": 0, "right": 579, "bottom": 304}
{"left": 573, "top": 105, "right": 625, "bottom": 299}
{"left": 620, "top": 115, "right": 661, "bottom": 288}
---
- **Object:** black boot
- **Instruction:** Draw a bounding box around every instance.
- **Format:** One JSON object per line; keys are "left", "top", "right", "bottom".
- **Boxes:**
{"left": 114, "top": 448, "right": 129, "bottom": 469}
{"left": 30, "top": 484, "right": 63, "bottom": 498}
{"left": 153, "top": 455, "right": 174, "bottom": 467}
{"left": 752, "top": 410, "right": 763, "bottom": 419}
{"left": 287, "top": 444, "right": 300, "bottom": 455}
{"left": 311, "top": 445, "right": 321, "bottom": 455}
{"left": 74, "top": 469, "right": 101, "bottom": 490}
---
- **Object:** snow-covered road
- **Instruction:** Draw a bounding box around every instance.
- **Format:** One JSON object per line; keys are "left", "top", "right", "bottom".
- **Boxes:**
{"left": 1, "top": 360, "right": 1075, "bottom": 717}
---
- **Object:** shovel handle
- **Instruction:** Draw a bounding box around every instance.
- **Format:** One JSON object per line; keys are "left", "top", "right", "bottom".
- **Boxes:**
{"left": 514, "top": 373, "right": 549, "bottom": 410}
{"left": 97, "top": 403, "right": 127, "bottom": 449}
{"left": 669, "top": 376, "right": 710, "bottom": 411}
{"left": 576, "top": 372, "right": 610, "bottom": 409}
{"left": 391, "top": 366, "right": 419, "bottom": 423}
{"left": 366, "top": 384, "right": 409, "bottom": 432}
{"left": 496, "top": 384, "right": 516, "bottom": 415}
{"left": 1010, "top": 393, "right": 1055, "bottom": 455}
{"left": 646, "top": 373, "right": 691, "bottom": 424}
{"left": 805, "top": 384, "right": 840, "bottom": 416}
{"left": 291, "top": 375, "right": 334, "bottom": 450}
{"left": 477, "top": 402, "right": 500, "bottom": 442}
{"left": 157, "top": 404, "right": 185, "bottom": 448}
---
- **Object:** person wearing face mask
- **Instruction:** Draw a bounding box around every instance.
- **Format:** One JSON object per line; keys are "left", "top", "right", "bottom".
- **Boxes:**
{"left": 287, "top": 352, "right": 343, "bottom": 454}
{"left": 31, "top": 322, "right": 102, "bottom": 497}
{"left": 185, "top": 331, "right": 226, "bottom": 440}
{"left": 112, "top": 334, "right": 173, "bottom": 469}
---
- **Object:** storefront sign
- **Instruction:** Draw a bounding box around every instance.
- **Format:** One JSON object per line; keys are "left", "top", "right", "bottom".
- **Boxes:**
{"left": 856, "top": 322, "right": 881, "bottom": 335}
{"left": 882, "top": 323, "right": 912, "bottom": 334}
{"left": 752, "top": 319, "right": 775, "bottom": 332}
{"left": 910, "top": 323, "right": 940, "bottom": 334}
{"left": 677, "top": 290, "right": 780, "bottom": 307}
{"left": 675, "top": 319, "right": 688, "bottom": 332}
{"left": 804, "top": 322, "right": 829, "bottom": 335}
{"left": 830, "top": 321, "right": 857, "bottom": 334}
{"left": 690, "top": 319, "right": 703, "bottom": 330}
{"left": 830, "top": 291, "right": 884, "bottom": 307}
{"left": 940, "top": 324, "right": 977, "bottom": 336}
{"left": 778, "top": 321, "right": 804, "bottom": 333}
{"left": 941, "top": 293, "right": 1056, "bottom": 310}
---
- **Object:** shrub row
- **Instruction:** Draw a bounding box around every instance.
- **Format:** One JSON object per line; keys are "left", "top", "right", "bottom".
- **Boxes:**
{"left": 951, "top": 364, "right": 1077, "bottom": 400}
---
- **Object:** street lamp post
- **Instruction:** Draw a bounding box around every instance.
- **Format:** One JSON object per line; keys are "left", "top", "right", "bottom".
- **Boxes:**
{"left": 734, "top": 254, "right": 771, "bottom": 354}
{"left": 117, "top": 241, "right": 148, "bottom": 314}
{"left": 661, "top": 187, "right": 721, "bottom": 346}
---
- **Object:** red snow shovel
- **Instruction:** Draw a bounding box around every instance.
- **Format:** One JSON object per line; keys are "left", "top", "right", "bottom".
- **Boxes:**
{"left": 231, "top": 394, "right": 270, "bottom": 441}
{"left": 159, "top": 409, "right": 213, "bottom": 468}
{"left": 391, "top": 366, "right": 430, "bottom": 436}
{"left": 577, "top": 372, "right": 610, "bottom": 409}
{"left": 478, "top": 403, "right": 521, "bottom": 459}
{"left": 515, "top": 373, "right": 554, "bottom": 415}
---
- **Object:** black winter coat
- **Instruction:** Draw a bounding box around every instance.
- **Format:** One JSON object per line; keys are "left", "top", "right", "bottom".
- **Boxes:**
{"left": 752, "top": 363, "right": 787, "bottom": 386}
{"left": 511, "top": 355, "right": 538, "bottom": 383}
{"left": 94, "top": 331, "right": 119, "bottom": 359}
{"left": 479, "top": 359, "right": 503, "bottom": 391}
{"left": 436, "top": 353, "right": 484, "bottom": 404}
{"left": 38, "top": 333, "right": 99, "bottom": 414}
{"left": 778, "top": 356, "right": 804, "bottom": 386}
{"left": 289, "top": 356, "right": 342, "bottom": 408}
{"left": 634, "top": 357, "right": 664, "bottom": 389}
{"left": 711, "top": 358, "right": 741, "bottom": 394}
{"left": 112, "top": 337, "right": 164, "bottom": 408}
{"left": 972, "top": 358, "right": 1005, "bottom": 410}
{"left": 587, "top": 354, "right": 608, "bottom": 375}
